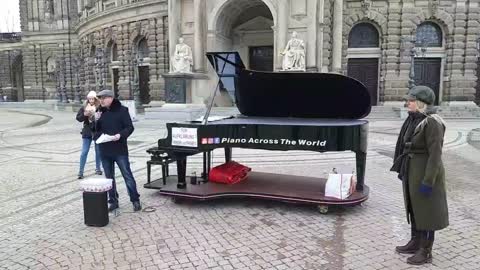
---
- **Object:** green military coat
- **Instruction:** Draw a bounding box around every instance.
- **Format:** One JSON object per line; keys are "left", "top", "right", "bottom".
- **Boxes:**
{"left": 404, "top": 114, "right": 449, "bottom": 231}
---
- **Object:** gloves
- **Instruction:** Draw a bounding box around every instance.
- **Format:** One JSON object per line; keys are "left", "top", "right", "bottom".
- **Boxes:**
{"left": 419, "top": 183, "right": 433, "bottom": 195}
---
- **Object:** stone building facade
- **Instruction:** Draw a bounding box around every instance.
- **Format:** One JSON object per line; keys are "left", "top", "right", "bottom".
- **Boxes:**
{"left": 1, "top": 0, "right": 479, "bottom": 106}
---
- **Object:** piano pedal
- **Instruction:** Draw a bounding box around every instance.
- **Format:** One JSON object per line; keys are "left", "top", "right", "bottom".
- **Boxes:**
{"left": 317, "top": 205, "right": 329, "bottom": 214}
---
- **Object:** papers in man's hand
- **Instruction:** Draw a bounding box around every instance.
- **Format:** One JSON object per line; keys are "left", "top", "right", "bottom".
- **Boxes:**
{"left": 95, "top": 133, "right": 117, "bottom": 144}
{"left": 192, "top": 115, "right": 233, "bottom": 123}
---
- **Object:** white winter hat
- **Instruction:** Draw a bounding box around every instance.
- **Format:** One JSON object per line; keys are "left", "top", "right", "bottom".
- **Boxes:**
{"left": 86, "top": 91, "right": 97, "bottom": 98}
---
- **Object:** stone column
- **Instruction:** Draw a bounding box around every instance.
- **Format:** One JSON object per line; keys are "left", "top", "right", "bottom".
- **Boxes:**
{"left": 317, "top": 0, "right": 325, "bottom": 72}
{"left": 332, "top": 0, "right": 343, "bottom": 73}
{"left": 31, "top": 0, "right": 39, "bottom": 31}
{"left": 77, "top": 0, "right": 85, "bottom": 12}
{"left": 306, "top": 0, "right": 317, "bottom": 71}
{"left": 168, "top": 0, "right": 180, "bottom": 72}
{"left": 193, "top": 0, "right": 205, "bottom": 72}
{"left": 277, "top": 0, "right": 289, "bottom": 70}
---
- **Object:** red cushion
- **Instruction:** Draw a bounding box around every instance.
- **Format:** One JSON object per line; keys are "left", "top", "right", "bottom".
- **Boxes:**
{"left": 209, "top": 161, "right": 251, "bottom": 184}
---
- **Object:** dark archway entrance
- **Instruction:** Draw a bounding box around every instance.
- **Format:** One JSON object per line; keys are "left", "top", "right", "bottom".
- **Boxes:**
{"left": 214, "top": 0, "right": 274, "bottom": 101}
{"left": 139, "top": 66, "right": 150, "bottom": 104}
{"left": 249, "top": 46, "right": 273, "bottom": 71}
{"left": 476, "top": 58, "right": 480, "bottom": 105}
{"left": 347, "top": 23, "right": 380, "bottom": 105}
{"left": 11, "top": 55, "right": 24, "bottom": 101}
{"left": 414, "top": 58, "right": 441, "bottom": 105}
{"left": 348, "top": 58, "right": 378, "bottom": 106}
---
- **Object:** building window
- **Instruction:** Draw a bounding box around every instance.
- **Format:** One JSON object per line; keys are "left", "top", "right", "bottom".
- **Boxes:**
{"left": 90, "top": 45, "right": 96, "bottom": 58}
{"left": 105, "top": 41, "right": 117, "bottom": 63}
{"left": 416, "top": 22, "right": 442, "bottom": 47}
{"left": 348, "top": 23, "right": 379, "bottom": 48}
{"left": 112, "top": 43, "right": 118, "bottom": 61}
{"left": 137, "top": 38, "right": 149, "bottom": 59}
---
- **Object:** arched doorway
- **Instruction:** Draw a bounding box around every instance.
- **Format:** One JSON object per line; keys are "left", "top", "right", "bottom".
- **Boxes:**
{"left": 414, "top": 22, "right": 443, "bottom": 105}
{"left": 476, "top": 48, "right": 480, "bottom": 105}
{"left": 11, "top": 54, "right": 24, "bottom": 101}
{"left": 106, "top": 40, "right": 119, "bottom": 98}
{"left": 213, "top": 0, "right": 274, "bottom": 99}
{"left": 135, "top": 37, "right": 150, "bottom": 104}
{"left": 88, "top": 45, "right": 96, "bottom": 89}
{"left": 347, "top": 22, "right": 380, "bottom": 105}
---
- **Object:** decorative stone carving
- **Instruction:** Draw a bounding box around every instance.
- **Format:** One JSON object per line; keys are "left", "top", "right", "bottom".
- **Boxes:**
{"left": 428, "top": 0, "right": 439, "bottom": 17}
{"left": 361, "top": 0, "right": 372, "bottom": 13}
{"left": 171, "top": 37, "right": 193, "bottom": 73}
{"left": 281, "top": 31, "right": 306, "bottom": 71}
{"left": 44, "top": 0, "right": 54, "bottom": 14}
{"left": 44, "top": 0, "right": 54, "bottom": 22}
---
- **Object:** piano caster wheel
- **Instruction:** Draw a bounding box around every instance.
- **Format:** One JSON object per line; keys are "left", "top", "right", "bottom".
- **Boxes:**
{"left": 317, "top": 205, "right": 329, "bottom": 214}
{"left": 172, "top": 197, "right": 183, "bottom": 204}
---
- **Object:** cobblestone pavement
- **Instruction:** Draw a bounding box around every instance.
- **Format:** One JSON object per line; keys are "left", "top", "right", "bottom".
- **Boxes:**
{"left": 0, "top": 108, "right": 479, "bottom": 270}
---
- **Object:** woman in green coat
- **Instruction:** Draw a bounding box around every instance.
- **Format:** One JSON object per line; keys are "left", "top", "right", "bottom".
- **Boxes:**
{"left": 391, "top": 85, "right": 449, "bottom": 265}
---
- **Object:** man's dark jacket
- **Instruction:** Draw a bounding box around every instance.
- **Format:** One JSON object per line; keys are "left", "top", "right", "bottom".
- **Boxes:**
{"left": 93, "top": 99, "right": 134, "bottom": 157}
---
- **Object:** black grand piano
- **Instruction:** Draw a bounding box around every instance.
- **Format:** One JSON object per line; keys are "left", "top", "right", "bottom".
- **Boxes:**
{"left": 145, "top": 52, "right": 370, "bottom": 212}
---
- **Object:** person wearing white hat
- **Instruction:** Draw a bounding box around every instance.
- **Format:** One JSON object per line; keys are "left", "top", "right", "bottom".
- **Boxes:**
{"left": 75, "top": 91, "right": 103, "bottom": 179}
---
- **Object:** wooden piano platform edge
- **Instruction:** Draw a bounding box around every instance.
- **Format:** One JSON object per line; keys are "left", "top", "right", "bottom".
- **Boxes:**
{"left": 158, "top": 189, "right": 369, "bottom": 206}
{"left": 146, "top": 172, "right": 369, "bottom": 206}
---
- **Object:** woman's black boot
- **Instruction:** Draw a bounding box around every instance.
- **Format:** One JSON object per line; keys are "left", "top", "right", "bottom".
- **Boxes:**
{"left": 407, "top": 231, "right": 434, "bottom": 265}
{"left": 396, "top": 225, "right": 420, "bottom": 254}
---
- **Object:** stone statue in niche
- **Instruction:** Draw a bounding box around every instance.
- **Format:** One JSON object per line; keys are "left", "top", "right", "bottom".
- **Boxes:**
{"left": 46, "top": 57, "right": 56, "bottom": 81}
{"left": 171, "top": 37, "right": 193, "bottom": 73}
{"left": 47, "top": 57, "right": 56, "bottom": 73}
{"left": 44, "top": 0, "right": 54, "bottom": 22}
{"left": 281, "top": 31, "right": 306, "bottom": 71}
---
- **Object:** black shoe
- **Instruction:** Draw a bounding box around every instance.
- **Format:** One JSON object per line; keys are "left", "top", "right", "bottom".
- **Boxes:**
{"left": 108, "top": 203, "right": 119, "bottom": 212}
{"left": 133, "top": 201, "right": 142, "bottom": 212}
{"left": 395, "top": 237, "right": 420, "bottom": 254}
{"left": 77, "top": 174, "right": 84, "bottom": 179}
{"left": 96, "top": 170, "right": 103, "bottom": 175}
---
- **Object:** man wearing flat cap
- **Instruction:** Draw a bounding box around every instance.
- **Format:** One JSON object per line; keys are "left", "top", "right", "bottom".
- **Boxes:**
{"left": 94, "top": 89, "right": 142, "bottom": 212}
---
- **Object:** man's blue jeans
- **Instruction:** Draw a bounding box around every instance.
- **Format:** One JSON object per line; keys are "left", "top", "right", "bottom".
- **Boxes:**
{"left": 101, "top": 155, "right": 140, "bottom": 205}
{"left": 79, "top": 138, "right": 102, "bottom": 176}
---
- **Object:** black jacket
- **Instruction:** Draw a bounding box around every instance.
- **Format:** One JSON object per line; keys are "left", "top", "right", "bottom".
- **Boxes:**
{"left": 93, "top": 99, "right": 134, "bottom": 157}
{"left": 76, "top": 107, "right": 95, "bottom": 139}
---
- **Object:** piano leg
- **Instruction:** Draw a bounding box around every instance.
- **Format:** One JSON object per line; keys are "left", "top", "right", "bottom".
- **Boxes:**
{"left": 176, "top": 158, "right": 187, "bottom": 189}
{"left": 225, "top": 147, "right": 232, "bottom": 162}
{"left": 202, "top": 152, "right": 207, "bottom": 180}
{"left": 207, "top": 151, "right": 212, "bottom": 176}
{"left": 355, "top": 151, "right": 367, "bottom": 191}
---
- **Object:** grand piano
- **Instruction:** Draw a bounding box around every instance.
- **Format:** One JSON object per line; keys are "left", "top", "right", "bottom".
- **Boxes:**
{"left": 145, "top": 52, "right": 370, "bottom": 212}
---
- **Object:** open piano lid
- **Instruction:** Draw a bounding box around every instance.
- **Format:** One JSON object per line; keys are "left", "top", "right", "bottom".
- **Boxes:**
{"left": 206, "top": 52, "right": 371, "bottom": 119}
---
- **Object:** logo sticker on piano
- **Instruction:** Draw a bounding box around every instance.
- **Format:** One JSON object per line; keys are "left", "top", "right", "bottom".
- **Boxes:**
{"left": 171, "top": 127, "right": 198, "bottom": 147}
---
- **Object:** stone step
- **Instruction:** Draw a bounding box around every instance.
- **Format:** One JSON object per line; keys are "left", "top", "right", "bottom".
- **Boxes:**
{"left": 0, "top": 101, "right": 82, "bottom": 112}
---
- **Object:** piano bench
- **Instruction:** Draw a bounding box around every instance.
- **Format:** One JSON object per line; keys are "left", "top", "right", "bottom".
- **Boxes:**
{"left": 146, "top": 147, "right": 176, "bottom": 185}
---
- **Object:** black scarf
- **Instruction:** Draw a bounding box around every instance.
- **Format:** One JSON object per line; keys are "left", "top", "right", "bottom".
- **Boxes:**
{"left": 390, "top": 111, "right": 427, "bottom": 180}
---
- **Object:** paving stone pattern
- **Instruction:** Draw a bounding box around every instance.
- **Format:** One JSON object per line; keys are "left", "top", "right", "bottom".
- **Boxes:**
{"left": 0, "top": 109, "right": 479, "bottom": 270}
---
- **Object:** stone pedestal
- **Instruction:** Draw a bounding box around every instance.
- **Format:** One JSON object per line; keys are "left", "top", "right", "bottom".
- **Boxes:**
{"left": 162, "top": 73, "right": 211, "bottom": 104}
{"left": 162, "top": 73, "right": 195, "bottom": 104}
{"left": 120, "top": 100, "right": 138, "bottom": 122}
